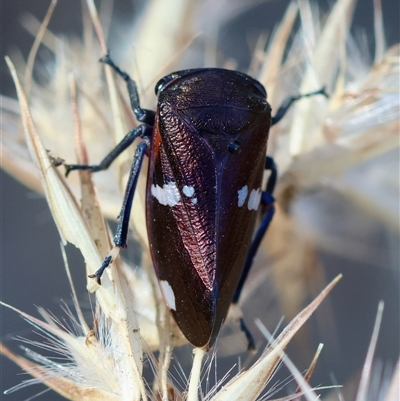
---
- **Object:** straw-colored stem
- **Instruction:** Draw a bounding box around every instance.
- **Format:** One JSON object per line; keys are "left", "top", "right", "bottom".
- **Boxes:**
{"left": 187, "top": 347, "right": 206, "bottom": 401}
{"left": 161, "top": 344, "right": 172, "bottom": 400}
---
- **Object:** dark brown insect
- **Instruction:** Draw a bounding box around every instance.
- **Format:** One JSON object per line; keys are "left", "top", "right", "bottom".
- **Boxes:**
{"left": 65, "top": 54, "right": 327, "bottom": 350}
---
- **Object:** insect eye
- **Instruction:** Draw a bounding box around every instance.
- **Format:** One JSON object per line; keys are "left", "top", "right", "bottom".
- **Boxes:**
{"left": 254, "top": 81, "right": 267, "bottom": 98}
{"left": 155, "top": 75, "right": 176, "bottom": 96}
{"left": 228, "top": 141, "right": 241, "bottom": 154}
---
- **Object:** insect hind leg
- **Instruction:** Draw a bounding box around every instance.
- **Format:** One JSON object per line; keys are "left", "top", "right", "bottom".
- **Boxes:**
{"left": 88, "top": 136, "right": 150, "bottom": 284}
{"left": 63, "top": 53, "right": 157, "bottom": 284}
{"left": 233, "top": 156, "right": 276, "bottom": 305}
{"left": 230, "top": 156, "right": 276, "bottom": 349}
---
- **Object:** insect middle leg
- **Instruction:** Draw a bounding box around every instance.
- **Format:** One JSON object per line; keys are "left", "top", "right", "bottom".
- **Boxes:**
{"left": 64, "top": 124, "right": 150, "bottom": 176}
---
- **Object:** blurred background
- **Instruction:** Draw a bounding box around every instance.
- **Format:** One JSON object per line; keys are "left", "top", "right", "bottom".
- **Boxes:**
{"left": 1, "top": 1, "right": 399, "bottom": 400}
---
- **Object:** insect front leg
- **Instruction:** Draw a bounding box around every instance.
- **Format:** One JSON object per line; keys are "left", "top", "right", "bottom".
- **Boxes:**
{"left": 100, "top": 52, "right": 156, "bottom": 125}
{"left": 271, "top": 87, "right": 328, "bottom": 125}
{"left": 65, "top": 53, "right": 155, "bottom": 176}
{"left": 88, "top": 135, "right": 151, "bottom": 284}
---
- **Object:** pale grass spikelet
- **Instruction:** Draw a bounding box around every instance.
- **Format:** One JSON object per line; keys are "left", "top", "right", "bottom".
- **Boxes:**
{"left": 1, "top": 0, "right": 399, "bottom": 400}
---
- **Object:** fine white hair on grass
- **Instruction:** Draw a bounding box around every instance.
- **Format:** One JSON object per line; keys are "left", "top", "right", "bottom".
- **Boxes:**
{"left": 355, "top": 301, "right": 385, "bottom": 401}
{"left": 202, "top": 348, "right": 238, "bottom": 401}
{"left": 255, "top": 320, "right": 320, "bottom": 401}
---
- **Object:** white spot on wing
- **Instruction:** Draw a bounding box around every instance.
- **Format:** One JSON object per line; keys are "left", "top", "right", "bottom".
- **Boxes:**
{"left": 182, "top": 185, "right": 195, "bottom": 197}
{"left": 191, "top": 198, "right": 198, "bottom": 204}
{"left": 151, "top": 182, "right": 181, "bottom": 206}
{"left": 237, "top": 185, "right": 248, "bottom": 207}
{"left": 160, "top": 280, "right": 176, "bottom": 310}
{"left": 248, "top": 188, "right": 262, "bottom": 210}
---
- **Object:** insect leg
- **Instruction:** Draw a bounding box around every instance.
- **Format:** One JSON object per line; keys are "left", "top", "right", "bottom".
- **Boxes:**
{"left": 233, "top": 156, "right": 277, "bottom": 304}
{"left": 233, "top": 87, "right": 328, "bottom": 297}
{"left": 230, "top": 156, "right": 276, "bottom": 350}
{"left": 271, "top": 87, "right": 328, "bottom": 126}
{"left": 100, "top": 52, "right": 156, "bottom": 126}
{"left": 88, "top": 135, "right": 151, "bottom": 284}
{"left": 64, "top": 124, "right": 149, "bottom": 176}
